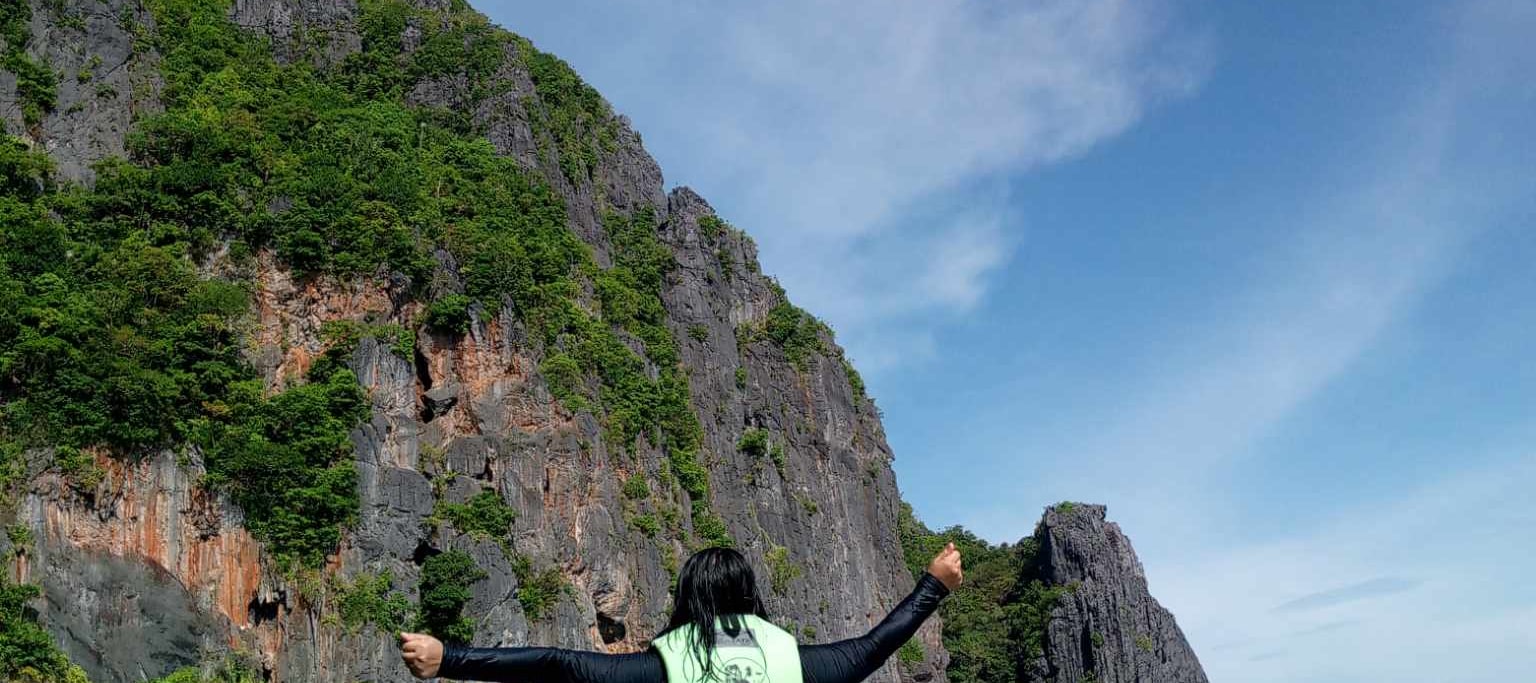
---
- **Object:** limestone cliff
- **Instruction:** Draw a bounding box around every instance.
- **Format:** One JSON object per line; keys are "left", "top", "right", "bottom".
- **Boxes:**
{"left": 1019, "top": 505, "right": 1207, "bottom": 683}
{"left": 0, "top": 1, "right": 938, "bottom": 681}
{"left": 0, "top": 2, "right": 1204, "bottom": 683}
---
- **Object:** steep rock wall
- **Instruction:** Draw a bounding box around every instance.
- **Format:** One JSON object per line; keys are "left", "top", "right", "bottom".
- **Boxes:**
{"left": 0, "top": 2, "right": 945, "bottom": 682}
{"left": 1021, "top": 505, "right": 1206, "bottom": 683}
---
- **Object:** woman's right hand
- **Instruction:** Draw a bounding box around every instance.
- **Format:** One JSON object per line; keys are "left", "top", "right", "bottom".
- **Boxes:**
{"left": 927, "top": 542, "right": 964, "bottom": 590}
{"left": 399, "top": 631, "right": 444, "bottom": 679}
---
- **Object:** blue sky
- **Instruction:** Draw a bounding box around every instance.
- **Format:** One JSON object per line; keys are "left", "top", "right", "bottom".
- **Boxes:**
{"left": 488, "top": 1, "right": 1536, "bottom": 680}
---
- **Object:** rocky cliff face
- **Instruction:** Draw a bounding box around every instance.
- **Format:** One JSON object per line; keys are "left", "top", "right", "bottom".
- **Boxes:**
{"left": 0, "top": 3, "right": 1203, "bottom": 683}
{"left": 0, "top": 1, "right": 940, "bottom": 682}
{"left": 1020, "top": 505, "right": 1206, "bottom": 683}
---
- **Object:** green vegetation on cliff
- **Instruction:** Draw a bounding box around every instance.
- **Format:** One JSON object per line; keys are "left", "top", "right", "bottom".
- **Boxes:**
{"left": 511, "top": 555, "right": 567, "bottom": 620}
{"left": 148, "top": 657, "right": 262, "bottom": 683}
{"left": 764, "top": 300, "right": 827, "bottom": 370}
{"left": 194, "top": 361, "right": 371, "bottom": 570}
{"left": 424, "top": 294, "right": 474, "bottom": 335}
{"left": 433, "top": 489, "right": 518, "bottom": 541}
{"left": 0, "top": 573, "right": 89, "bottom": 683}
{"left": 354, "top": 0, "right": 728, "bottom": 549}
{"left": 513, "top": 35, "right": 619, "bottom": 183}
{"left": 733, "top": 276, "right": 872, "bottom": 410}
{"left": 0, "top": 516, "right": 78, "bottom": 681}
{"left": 415, "top": 550, "right": 487, "bottom": 644}
{"left": 2, "top": 0, "right": 733, "bottom": 570}
{"left": 0, "top": 128, "right": 370, "bottom": 570}
{"left": 899, "top": 503, "right": 1067, "bottom": 683}
{"left": 765, "top": 544, "right": 802, "bottom": 594}
{"left": 1, "top": 0, "right": 58, "bottom": 127}
{"left": 331, "top": 570, "right": 414, "bottom": 635}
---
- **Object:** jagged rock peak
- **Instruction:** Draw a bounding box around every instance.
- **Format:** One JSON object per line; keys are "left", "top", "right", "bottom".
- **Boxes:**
{"left": 1023, "top": 504, "right": 1208, "bottom": 683}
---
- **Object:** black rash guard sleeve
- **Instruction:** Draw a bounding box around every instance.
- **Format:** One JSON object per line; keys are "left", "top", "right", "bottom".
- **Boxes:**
{"left": 435, "top": 572, "right": 950, "bottom": 683}
{"left": 437, "top": 645, "right": 665, "bottom": 683}
{"left": 798, "top": 571, "right": 951, "bottom": 683}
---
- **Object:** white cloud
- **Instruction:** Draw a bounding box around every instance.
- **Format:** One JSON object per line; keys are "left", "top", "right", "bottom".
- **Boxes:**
{"left": 952, "top": 2, "right": 1536, "bottom": 680}
{"left": 960, "top": 0, "right": 1536, "bottom": 543}
{"left": 913, "top": 221, "right": 1009, "bottom": 312}
{"left": 1159, "top": 454, "right": 1536, "bottom": 682}
{"left": 489, "top": 0, "right": 1210, "bottom": 369}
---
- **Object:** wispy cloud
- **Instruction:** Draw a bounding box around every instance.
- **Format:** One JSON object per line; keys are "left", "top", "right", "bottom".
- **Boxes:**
{"left": 1289, "top": 620, "right": 1355, "bottom": 637}
{"left": 971, "top": 3, "right": 1536, "bottom": 680}
{"left": 1272, "top": 577, "right": 1421, "bottom": 614}
{"left": 491, "top": 0, "right": 1210, "bottom": 368}
{"left": 1160, "top": 454, "right": 1536, "bottom": 682}
{"left": 963, "top": 0, "right": 1536, "bottom": 544}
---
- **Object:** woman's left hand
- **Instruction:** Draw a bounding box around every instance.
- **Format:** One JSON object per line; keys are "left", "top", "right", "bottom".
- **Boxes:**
{"left": 399, "top": 631, "right": 444, "bottom": 678}
{"left": 927, "top": 542, "right": 964, "bottom": 591}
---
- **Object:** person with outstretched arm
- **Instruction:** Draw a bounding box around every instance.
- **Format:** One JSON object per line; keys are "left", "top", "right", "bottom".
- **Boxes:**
{"left": 399, "top": 542, "right": 963, "bottom": 683}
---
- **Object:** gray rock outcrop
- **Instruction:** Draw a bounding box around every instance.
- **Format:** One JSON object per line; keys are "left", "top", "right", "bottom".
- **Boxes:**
{"left": 1021, "top": 505, "right": 1207, "bottom": 683}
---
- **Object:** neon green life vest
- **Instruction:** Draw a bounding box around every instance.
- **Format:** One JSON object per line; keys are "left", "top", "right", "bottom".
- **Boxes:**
{"left": 652, "top": 614, "right": 803, "bottom": 683}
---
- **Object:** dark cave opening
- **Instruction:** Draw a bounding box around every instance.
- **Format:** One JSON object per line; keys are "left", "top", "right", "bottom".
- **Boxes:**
{"left": 412, "top": 539, "right": 441, "bottom": 566}
{"left": 596, "top": 612, "right": 627, "bottom": 645}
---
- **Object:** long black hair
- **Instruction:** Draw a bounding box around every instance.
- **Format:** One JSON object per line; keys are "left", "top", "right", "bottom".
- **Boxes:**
{"left": 655, "top": 547, "right": 771, "bottom": 680}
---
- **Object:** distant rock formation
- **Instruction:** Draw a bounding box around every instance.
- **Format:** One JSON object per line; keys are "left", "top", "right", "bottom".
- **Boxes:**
{"left": 1020, "top": 504, "right": 1207, "bottom": 683}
